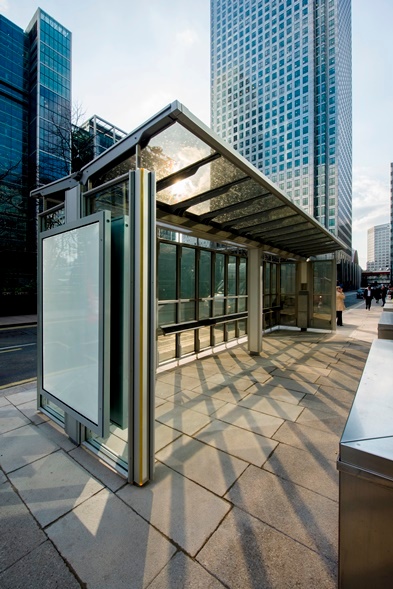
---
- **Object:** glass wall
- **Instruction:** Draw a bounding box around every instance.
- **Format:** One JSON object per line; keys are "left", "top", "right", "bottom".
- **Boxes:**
{"left": 311, "top": 260, "right": 334, "bottom": 329}
{"left": 158, "top": 231, "right": 248, "bottom": 364}
{"left": 263, "top": 261, "right": 280, "bottom": 330}
{"left": 280, "top": 262, "right": 297, "bottom": 326}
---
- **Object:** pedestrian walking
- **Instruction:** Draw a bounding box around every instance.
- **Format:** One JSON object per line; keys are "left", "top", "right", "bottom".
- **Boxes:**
{"left": 381, "top": 285, "right": 387, "bottom": 307}
{"left": 364, "top": 286, "right": 373, "bottom": 310}
{"left": 336, "top": 286, "right": 345, "bottom": 326}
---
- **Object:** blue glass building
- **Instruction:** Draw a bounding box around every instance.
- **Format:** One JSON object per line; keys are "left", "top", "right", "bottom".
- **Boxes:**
{"left": 210, "top": 0, "right": 352, "bottom": 257}
{"left": 0, "top": 8, "right": 71, "bottom": 311}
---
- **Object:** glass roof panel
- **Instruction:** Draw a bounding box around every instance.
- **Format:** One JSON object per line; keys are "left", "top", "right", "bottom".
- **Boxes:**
{"left": 157, "top": 153, "right": 247, "bottom": 208}
{"left": 233, "top": 206, "right": 296, "bottom": 231}
{"left": 141, "top": 122, "right": 213, "bottom": 182}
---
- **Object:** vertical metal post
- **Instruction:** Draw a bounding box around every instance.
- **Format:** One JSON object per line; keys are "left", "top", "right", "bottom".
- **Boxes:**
{"left": 248, "top": 247, "right": 263, "bottom": 354}
{"left": 128, "top": 169, "right": 156, "bottom": 485}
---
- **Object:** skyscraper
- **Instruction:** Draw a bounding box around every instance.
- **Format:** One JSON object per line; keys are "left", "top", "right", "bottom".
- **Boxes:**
{"left": 210, "top": 0, "right": 352, "bottom": 256}
{"left": 0, "top": 8, "right": 71, "bottom": 312}
{"left": 367, "top": 223, "right": 390, "bottom": 272}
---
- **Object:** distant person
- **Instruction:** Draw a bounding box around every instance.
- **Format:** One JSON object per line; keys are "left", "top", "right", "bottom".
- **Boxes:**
{"left": 336, "top": 286, "right": 345, "bottom": 326}
{"left": 381, "top": 285, "right": 387, "bottom": 307}
{"left": 364, "top": 286, "right": 373, "bottom": 310}
{"left": 374, "top": 286, "right": 381, "bottom": 304}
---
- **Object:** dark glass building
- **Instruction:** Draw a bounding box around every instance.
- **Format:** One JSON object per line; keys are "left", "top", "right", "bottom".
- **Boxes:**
{"left": 0, "top": 8, "right": 71, "bottom": 313}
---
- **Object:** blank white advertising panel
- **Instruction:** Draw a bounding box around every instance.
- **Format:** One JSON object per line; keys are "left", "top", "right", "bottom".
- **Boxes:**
{"left": 39, "top": 212, "right": 110, "bottom": 435}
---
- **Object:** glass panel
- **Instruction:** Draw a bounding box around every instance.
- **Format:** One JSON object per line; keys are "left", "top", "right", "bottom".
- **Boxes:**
{"left": 91, "top": 155, "right": 135, "bottom": 187}
{"left": 211, "top": 190, "right": 278, "bottom": 223}
{"left": 214, "top": 324, "right": 224, "bottom": 344}
{"left": 141, "top": 123, "right": 212, "bottom": 181}
{"left": 199, "top": 250, "right": 212, "bottom": 298}
{"left": 228, "top": 256, "right": 237, "bottom": 295}
{"left": 159, "top": 156, "right": 247, "bottom": 211}
{"left": 227, "top": 297, "right": 237, "bottom": 314}
{"left": 88, "top": 180, "right": 129, "bottom": 216}
{"left": 180, "top": 301, "right": 196, "bottom": 322}
{"left": 214, "top": 297, "right": 225, "bottom": 316}
{"left": 158, "top": 303, "right": 177, "bottom": 326}
{"left": 158, "top": 333, "right": 176, "bottom": 363}
{"left": 227, "top": 321, "right": 236, "bottom": 340}
{"left": 215, "top": 253, "right": 225, "bottom": 295}
{"left": 158, "top": 243, "right": 177, "bottom": 300}
{"left": 180, "top": 331, "right": 195, "bottom": 355}
{"left": 87, "top": 424, "right": 128, "bottom": 470}
{"left": 264, "top": 263, "right": 271, "bottom": 294}
{"left": 180, "top": 247, "right": 196, "bottom": 298}
{"left": 271, "top": 264, "right": 277, "bottom": 294}
{"left": 199, "top": 300, "right": 211, "bottom": 319}
{"left": 198, "top": 327, "right": 211, "bottom": 350}
{"left": 264, "top": 295, "right": 271, "bottom": 308}
{"left": 238, "top": 296, "right": 247, "bottom": 312}
{"left": 311, "top": 260, "right": 333, "bottom": 329}
{"left": 238, "top": 319, "right": 247, "bottom": 336}
{"left": 234, "top": 206, "right": 295, "bottom": 231}
{"left": 280, "top": 262, "right": 296, "bottom": 326}
{"left": 239, "top": 258, "right": 247, "bottom": 294}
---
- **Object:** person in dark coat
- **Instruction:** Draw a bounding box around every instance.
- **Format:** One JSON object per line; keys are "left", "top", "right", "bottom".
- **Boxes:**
{"left": 364, "top": 286, "right": 373, "bottom": 310}
{"left": 381, "top": 285, "right": 387, "bottom": 307}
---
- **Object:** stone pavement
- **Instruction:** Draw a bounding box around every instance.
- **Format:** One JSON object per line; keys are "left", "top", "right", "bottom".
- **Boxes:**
{"left": 0, "top": 301, "right": 384, "bottom": 588}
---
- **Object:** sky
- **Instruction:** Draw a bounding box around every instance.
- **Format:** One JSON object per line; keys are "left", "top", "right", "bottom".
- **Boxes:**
{"left": 2, "top": 0, "right": 392, "bottom": 268}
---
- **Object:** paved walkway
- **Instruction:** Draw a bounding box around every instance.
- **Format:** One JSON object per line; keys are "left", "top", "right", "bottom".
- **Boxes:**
{"left": 0, "top": 302, "right": 384, "bottom": 588}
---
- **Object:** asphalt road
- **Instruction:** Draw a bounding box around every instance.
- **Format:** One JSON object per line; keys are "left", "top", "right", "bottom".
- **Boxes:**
{"left": 0, "top": 325, "right": 37, "bottom": 388}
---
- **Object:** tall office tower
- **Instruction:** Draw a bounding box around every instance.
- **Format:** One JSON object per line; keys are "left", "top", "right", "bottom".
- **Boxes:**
{"left": 210, "top": 0, "right": 352, "bottom": 255}
{"left": 0, "top": 8, "right": 71, "bottom": 311}
{"left": 390, "top": 163, "right": 393, "bottom": 281}
{"left": 366, "top": 223, "right": 391, "bottom": 272}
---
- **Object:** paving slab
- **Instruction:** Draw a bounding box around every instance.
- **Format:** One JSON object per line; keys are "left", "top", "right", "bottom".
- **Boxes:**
{"left": 157, "top": 372, "right": 205, "bottom": 392}
{"left": 265, "top": 375, "right": 320, "bottom": 395}
{"left": 47, "top": 488, "right": 176, "bottom": 589}
{"left": 37, "top": 420, "right": 77, "bottom": 452}
{"left": 238, "top": 394, "right": 304, "bottom": 422}
{"left": 5, "top": 389, "right": 37, "bottom": 406}
{"left": 156, "top": 435, "right": 248, "bottom": 496}
{"left": 69, "top": 446, "right": 126, "bottom": 493}
{"left": 0, "top": 540, "right": 81, "bottom": 589}
{"left": 117, "top": 462, "right": 230, "bottom": 557}
{"left": 191, "top": 383, "right": 253, "bottom": 403}
{"left": 273, "top": 421, "right": 340, "bottom": 462}
{"left": 0, "top": 423, "right": 59, "bottom": 473}
{"left": 197, "top": 507, "right": 337, "bottom": 588}
{"left": 156, "top": 380, "right": 183, "bottom": 399}
{"left": 276, "top": 363, "right": 332, "bottom": 377}
{"left": 0, "top": 470, "right": 6, "bottom": 485}
{"left": 314, "top": 384, "right": 355, "bottom": 409}
{"left": 0, "top": 396, "right": 10, "bottom": 408}
{"left": 316, "top": 370, "right": 361, "bottom": 393}
{"left": 0, "top": 482, "right": 47, "bottom": 573}
{"left": 148, "top": 551, "right": 226, "bottom": 589}
{"left": 299, "top": 393, "right": 352, "bottom": 417}
{"left": 14, "top": 400, "right": 49, "bottom": 425}
{"left": 245, "top": 382, "right": 305, "bottom": 405}
{"left": 296, "top": 406, "right": 348, "bottom": 437}
{"left": 170, "top": 390, "right": 227, "bottom": 415}
{"left": 155, "top": 421, "right": 183, "bottom": 452}
{"left": 226, "top": 466, "right": 338, "bottom": 562}
{"left": 0, "top": 404, "right": 31, "bottom": 435}
{"left": 263, "top": 443, "right": 339, "bottom": 501}
{"left": 9, "top": 450, "right": 104, "bottom": 527}
{"left": 195, "top": 419, "right": 278, "bottom": 467}
{"left": 212, "top": 404, "right": 283, "bottom": 437}
{"left": 155, "top": 402, "right": 212, "bottom": 436}
{"left": 269, "top": 368, "right": 321, "bottom": 383}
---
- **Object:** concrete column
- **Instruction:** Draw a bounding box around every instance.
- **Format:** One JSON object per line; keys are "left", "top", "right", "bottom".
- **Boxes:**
{"left": 248, "top": 248, "right": 263, "bottom": 354}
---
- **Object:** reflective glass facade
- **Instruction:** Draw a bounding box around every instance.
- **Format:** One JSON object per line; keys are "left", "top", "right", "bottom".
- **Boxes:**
{"left": 0, "top": 10, "right": 71, "bottom": 309}
{"left": 210, "top": 0, "right": 352, "bottom": 253}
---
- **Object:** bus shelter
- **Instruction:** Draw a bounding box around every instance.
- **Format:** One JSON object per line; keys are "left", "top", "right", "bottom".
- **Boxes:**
{"left": 32, "top": 101, "right": 345, "bottom": 485}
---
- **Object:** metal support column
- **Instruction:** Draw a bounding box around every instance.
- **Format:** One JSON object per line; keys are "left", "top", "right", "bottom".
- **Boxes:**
{"left": 128, "top": 169, "right": 156, "bottom": 485}
{"left": 248, "top": 247, "right": 263, "bottom": 354}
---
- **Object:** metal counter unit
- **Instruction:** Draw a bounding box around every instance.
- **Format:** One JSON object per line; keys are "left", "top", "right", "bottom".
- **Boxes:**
{"left": 337, "top": 338, "right": 393, "bottom": 589}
